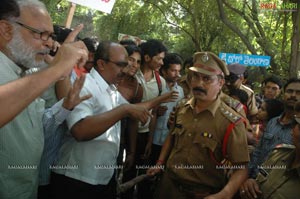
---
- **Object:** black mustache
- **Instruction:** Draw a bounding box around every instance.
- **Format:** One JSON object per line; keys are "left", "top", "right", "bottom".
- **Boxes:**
{"left": 193, "top": 87, "right": 207, "bottom": 94}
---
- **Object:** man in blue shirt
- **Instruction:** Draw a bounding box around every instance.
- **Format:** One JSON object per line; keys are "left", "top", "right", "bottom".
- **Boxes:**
{"left": 240, "top": 78, "right": 300, "bottom": 198}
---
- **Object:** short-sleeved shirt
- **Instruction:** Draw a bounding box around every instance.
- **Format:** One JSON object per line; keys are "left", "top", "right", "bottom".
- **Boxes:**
{"left": 256, "top": 145, "right": 300, "bottom": 199}
{"left": 248, "top": 115, "right": 294, "bottom": 178}
{"left": 53, "top": 68, "right": 128, "bottom": 185}
{"left": 0, "top": 52, "right": 44, "bottom": 199}
{"left": 166, "top": 96, "right": 249, "bottom": 189}
{"left": 135, "top": 69, "right": 168, "bottom": 133}
{"left": 0, "top": 52, "right": 72, "bottom": 198}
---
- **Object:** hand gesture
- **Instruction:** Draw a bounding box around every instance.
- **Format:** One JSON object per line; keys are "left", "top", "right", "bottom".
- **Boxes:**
{"left": 160, "top": 91, "right": 179, "bottom": 103}
{"left": 62, "top": 74, "right": 92, "bottom": 110}
{"left": 49, "top": 24, "right": 88, "bottom": 79}
{"left": 125, "top": 104, "right": 152, "bottom": 125}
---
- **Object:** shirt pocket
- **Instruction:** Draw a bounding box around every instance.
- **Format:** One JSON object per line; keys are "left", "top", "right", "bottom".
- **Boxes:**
{"left": 192, "top": 133, "right": 218, "bottom": 153}
{"left": 261, "top": 133, "right": 274, "bottom": 146}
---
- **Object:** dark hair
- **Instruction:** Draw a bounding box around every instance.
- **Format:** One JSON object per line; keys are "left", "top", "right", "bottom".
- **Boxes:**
{"left": 93, "top": 41, "right": 113, "bottom": 66}
{"left": 183, "top": 56, "right": 193, "bottom": 70}
{"left": 124, "top": 45, "right": 141, "bottom": 57}
{"left": 82, "top": 37, "right": 98, "bottom": 53}
{"left": 229, "top": 88, "right": 249, "bottom": 105}
{"left": 139, "top": 39, "right": 167, "bottom": 64}
{"left": 0, "top": 0, "right": 20, "bottom": 20}
{"left": 264, "top": 99, "right": 284, "bottom": 121}
{"left": 160, "top": 53, "right": 183, "bottom": 72}
{"left": 262, "top": 76, "right": 283, "bottom": 89}
{"left": 53, "top": 25, "right": 73, "bottom": 43}
{"left": 120, "top": 39, "right": 136, "bottom": 46}
{"left": 283, "top": 78, "right": 300, "bottom": 91}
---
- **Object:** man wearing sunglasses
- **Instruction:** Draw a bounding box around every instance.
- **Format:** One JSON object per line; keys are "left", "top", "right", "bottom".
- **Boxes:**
{"left": 51, "top": 41, "right": 152, "bottom": 199}
{"left": 225, "top": 63, "right": 258, "bottom": 121}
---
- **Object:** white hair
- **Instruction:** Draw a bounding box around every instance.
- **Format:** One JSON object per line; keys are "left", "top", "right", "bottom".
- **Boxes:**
{"left": 15, "top": 0, "right": 47, "bottom": 10}
{"left": 6, "top": 0, "right": 47, "bottom": 21}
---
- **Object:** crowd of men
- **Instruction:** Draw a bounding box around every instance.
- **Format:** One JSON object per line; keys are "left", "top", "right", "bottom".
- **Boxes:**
{"left": 1, "top": 0, "right": 300, "bottom": 199}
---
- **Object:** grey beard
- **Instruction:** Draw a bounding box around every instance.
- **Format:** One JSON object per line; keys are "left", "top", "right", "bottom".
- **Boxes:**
{"left": 7, "top": 31, "right": 49, "bottom": 69}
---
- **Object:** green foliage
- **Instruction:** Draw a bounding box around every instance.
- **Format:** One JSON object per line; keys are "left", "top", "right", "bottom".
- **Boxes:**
{"left": 42, "top": 0, "right": 297, "bottom": 82}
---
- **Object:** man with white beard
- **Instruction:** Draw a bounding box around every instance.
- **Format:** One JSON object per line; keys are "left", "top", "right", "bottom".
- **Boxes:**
{"left": 0, "top": 0, "right": 88, "bottom": 128}
{"left": 0, "top": 0, "right": 90, "bottom": 198}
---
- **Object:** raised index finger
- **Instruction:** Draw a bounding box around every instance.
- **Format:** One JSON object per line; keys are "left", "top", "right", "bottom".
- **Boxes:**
{"left": 64, "top": 24, "right": 84, "bottom": 43}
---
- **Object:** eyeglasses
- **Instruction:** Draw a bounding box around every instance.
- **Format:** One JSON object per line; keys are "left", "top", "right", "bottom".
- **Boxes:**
{"left": 225, "top": 74, "right": 241, "bottom": 84}
{"left": 14, "top": 21, "right": 57, "bottom": 41}
{"left": 105, "top": 59, "right": 128, "bottom": 68}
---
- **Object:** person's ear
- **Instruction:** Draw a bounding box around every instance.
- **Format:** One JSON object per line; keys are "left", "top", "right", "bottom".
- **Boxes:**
{"left": 96, "top": 59, "right": 105, "bottom": 71}
{"left": 144, "top": 55, "right": 151, "bottom": 62}
{"left": 219, "top": 78, "right": 225, "bottom": 87}
{"left": 0, "top": 20, "right": 14, "bottom": 41}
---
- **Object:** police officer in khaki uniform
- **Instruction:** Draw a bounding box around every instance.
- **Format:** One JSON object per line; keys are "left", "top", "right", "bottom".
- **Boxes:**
{"left": 225, "top": 63, "right": 258, "bottom": 119}
{"left": 148, "top": 52, "right": 250, "bottom": 199}
{"left": 240, "top": 102, "right": 300, "bottom": 199}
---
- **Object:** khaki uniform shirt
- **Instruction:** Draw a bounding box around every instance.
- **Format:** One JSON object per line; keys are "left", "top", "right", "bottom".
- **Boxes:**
{"left": 167, "top": 96, "right": 249, "bottom": 190}
{"left": 257, "top": 144, "right": 300, "bottom": 199}
{"left": 240, "top": 84, "right": 258, "bottom": 116}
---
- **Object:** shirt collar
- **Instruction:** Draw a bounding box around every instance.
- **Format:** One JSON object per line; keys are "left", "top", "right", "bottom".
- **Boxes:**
{"left": 0, "top": 51, "right": 23, "bottom": 76}
{"left": 184, "top": 95, "right": 221, "bottom": 117}
{"left": 90, "top": 68, "right": 110, "bottom": 92}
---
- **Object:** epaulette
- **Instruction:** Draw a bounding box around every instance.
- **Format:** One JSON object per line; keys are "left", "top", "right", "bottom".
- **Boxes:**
{"left": 241, "top": 84, "right": 254, "bottom": 94}
{"left": 222, "top": 95, "right": 244, "bottom": 114}
{"left": 274, "top": 144, "right": 295, "bottom": 150}
{"left": 176, "top": 98, "right": 188, "bottom": 107}
{"left": 220, "top": 103, "right": 243, "bottom": 124}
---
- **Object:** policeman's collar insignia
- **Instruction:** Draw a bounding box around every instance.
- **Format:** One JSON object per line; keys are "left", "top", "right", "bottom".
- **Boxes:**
{"left": 201, "top": 53, "right": 209, "bottom": 63}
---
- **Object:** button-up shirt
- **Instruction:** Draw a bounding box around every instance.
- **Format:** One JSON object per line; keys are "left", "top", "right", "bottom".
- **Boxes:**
{"left": 53, "top": 68, "right": 128, "bottom": 185}
{"left": 0, "top": 52, "right": 70, "bottom": 199}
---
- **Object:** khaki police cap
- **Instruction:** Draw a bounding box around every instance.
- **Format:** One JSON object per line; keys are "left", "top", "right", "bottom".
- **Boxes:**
{"left": 189, "top": 52, "right": 229, "bottom": 76}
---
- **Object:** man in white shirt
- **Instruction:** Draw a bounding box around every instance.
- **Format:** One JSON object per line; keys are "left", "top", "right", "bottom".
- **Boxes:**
{"left": 52, "top": 41, "right": 151, "bottom": 199}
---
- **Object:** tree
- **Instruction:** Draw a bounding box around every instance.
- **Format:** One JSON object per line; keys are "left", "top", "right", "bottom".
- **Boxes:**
{"left": 216, "top": 0, "right": 299, "bottom": 79}
{"left": 289, "top": 0, "right": 300, "bottom": 78}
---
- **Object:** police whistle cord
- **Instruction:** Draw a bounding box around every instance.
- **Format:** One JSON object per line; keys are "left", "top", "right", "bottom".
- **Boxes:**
{"left": 117, "top": 174, "right": 150, "bottom": 193}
